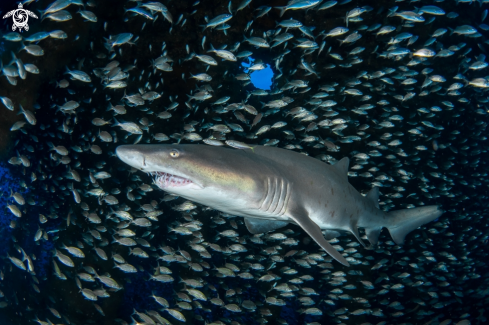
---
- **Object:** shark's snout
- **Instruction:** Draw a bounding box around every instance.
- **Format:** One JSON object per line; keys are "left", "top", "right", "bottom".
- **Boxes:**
{"left": 116, "top": 144, "right": 204, "bottom": 190}
{"left": 116, "top": 145, "right": 146, "bottom": 169}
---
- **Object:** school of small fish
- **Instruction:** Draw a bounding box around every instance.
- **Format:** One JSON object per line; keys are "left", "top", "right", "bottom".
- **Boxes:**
{"left": 1, "top": 0, "right": 489, "bottom": 324}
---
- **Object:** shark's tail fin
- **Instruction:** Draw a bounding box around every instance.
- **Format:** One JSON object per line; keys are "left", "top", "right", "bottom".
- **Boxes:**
{"left": 381, "top": 205, "right": 442, "bottom": 245}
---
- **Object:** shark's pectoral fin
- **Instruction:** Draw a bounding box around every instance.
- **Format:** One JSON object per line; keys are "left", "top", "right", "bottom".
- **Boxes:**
{"left": 288, "top": 208, "right": 350, "bottom": 267}
{"left": 244, "top": 217, "right": 289, "bottom": 234}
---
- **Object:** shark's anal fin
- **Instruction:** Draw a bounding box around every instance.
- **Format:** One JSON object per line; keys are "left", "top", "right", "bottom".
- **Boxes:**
{"left": 288, "top": 207, "right": 350, "bottom": 267}
{"left": 366, "top": 227, "right": 382, "bottom": 246}
{"left": 244, "top": 217, "right": 289, "bottom": 234}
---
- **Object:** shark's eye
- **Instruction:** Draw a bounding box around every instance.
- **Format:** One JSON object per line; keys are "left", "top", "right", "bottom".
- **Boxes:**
{"left": 169, "top": 150, "right": 179, "bottom": 158}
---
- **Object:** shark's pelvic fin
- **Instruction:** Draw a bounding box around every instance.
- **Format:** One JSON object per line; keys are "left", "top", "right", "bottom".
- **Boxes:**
{"left": 289, "top": 206, "right": 350, "bottom": 267}
{"left": 323, "top": 230, "right": 341, "bottom": 240}
{"left": 244, "top": 217, "right": 289, "bottom": 234}
{"left": 386, "top": 205, "right": 443, "bottom": 245}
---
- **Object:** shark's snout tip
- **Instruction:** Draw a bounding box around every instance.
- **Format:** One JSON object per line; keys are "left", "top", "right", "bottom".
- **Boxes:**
{"left": 115, "top": 145, "right": 128, "bottom": 159}
{"left": 115, "top": 145, "right": 144, "bottom": 169}
{"left": 116, "top": 145, "right": 138, "bottom": 159}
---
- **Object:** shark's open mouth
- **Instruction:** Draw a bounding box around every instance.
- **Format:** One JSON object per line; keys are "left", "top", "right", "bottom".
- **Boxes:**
{"left": 152, "top": 172, "right": 192, "bottom": 188}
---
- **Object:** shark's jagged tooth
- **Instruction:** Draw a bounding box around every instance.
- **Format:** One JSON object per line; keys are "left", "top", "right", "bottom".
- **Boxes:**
{"left": 289, "top": 208, "right": 350, "bottom": 267}
{"left": 244, "top": 217, "right": 289, "bottom": 234}
{"left": 386, "top": 205, "right": 443, "bottom": 245}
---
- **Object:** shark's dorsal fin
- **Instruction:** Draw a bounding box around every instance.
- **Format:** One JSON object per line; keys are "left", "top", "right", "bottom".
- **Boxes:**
{"left": 244, "top": 217, "right": 289, "bottom": 234}
{"left": 333, "top": 157, "right": 349, "bottom": 179}
{"left": 288, "top": 206, "right": 350, "bottom": 267}
{"left": 366, "top": 187, "right": 379, "bottom": 209}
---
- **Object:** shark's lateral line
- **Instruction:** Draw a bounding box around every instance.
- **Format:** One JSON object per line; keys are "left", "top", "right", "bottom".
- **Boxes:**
{"left": 116, "top": 144, "right": 443, "bottom": 266}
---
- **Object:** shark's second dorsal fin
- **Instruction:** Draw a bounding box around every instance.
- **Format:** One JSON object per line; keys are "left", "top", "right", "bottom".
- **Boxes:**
{"left": 366, "top": 187, "right": 379, "bottom": 209}
{"left": 333, "top": 157, "right": 349, "bottom": 179}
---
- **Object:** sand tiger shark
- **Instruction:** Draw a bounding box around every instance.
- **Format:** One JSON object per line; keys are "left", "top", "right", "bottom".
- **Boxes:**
{"left": 116, "top": 144, "right": 443, "bottom": 266}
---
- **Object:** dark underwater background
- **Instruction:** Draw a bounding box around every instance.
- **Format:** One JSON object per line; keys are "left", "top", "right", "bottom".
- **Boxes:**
{"left": 0, "top": 0, "right": 489, "bottom": 324}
